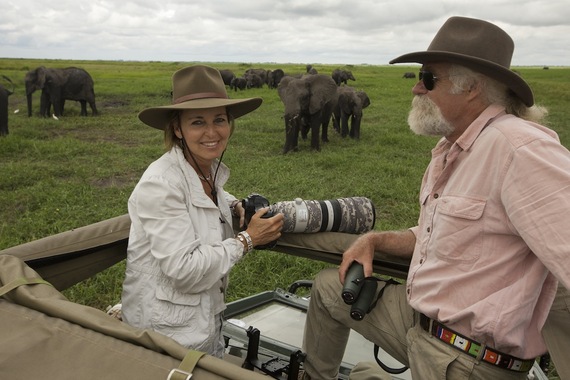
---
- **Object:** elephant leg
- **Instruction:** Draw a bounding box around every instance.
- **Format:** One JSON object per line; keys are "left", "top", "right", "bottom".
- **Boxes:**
{"left": 321, "top": 122, "right": 329, "bottom": 143}
{"left": 80, "top": 100, "right": 87, "bottom": 116}
{"left": 349, "top": 115, "right": 360, "bottom": 139}
{"left": 309, "top": 117, "right": 321, "bottom": 151}
{"left": 355, "top": 117, "right": 361, "bottom": 139}
{"left": 40, "top": 91, "right": 50, "bottom": 117}
{"left": 52, "top": 98, "right": 63, "bottom": 117}
{"left": 341, "top": 113, "right": 350, "bottom": 138}
{"left": 90, "top": 101, "right": 98, "bottom": 116}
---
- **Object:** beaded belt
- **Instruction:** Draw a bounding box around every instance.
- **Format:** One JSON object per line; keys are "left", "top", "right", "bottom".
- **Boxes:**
{"left": 419, "top": 314, "right": 534, "bottom": 373}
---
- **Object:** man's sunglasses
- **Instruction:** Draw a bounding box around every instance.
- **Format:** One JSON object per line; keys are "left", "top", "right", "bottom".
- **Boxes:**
{"left": 418, "top": 71, "right": 440, "bottom": 91}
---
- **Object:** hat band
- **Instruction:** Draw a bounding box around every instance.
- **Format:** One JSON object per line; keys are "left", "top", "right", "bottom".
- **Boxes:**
{"left": 174, "top": 92, "right": 228, "bottom": 104}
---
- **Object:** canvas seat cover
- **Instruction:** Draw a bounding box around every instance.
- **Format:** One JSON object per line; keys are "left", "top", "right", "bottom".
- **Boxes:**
{"left": 0, "top": 254, "right": 267, "bottom": 380}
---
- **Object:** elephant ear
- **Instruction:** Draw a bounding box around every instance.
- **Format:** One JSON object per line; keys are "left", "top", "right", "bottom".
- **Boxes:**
{"left": 308, "top": 75, "right": 337, "bottom": 115}
{"left": 36, "top": 66, "right": 47, "bottom": 88}
{"left": 357, "top": 91, "right": 371, "bottom": 108}
{"left": 277, "top": 76, "right": 295, "bottom": 102}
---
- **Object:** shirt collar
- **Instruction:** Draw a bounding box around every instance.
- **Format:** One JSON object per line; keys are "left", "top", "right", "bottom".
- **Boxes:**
{"left": 454, "top": 104, "right": 507, "bottom": 152}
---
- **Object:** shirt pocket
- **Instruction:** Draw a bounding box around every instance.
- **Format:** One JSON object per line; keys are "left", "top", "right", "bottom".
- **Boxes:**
{"left": 431, "top": 195, "right": 486, "bottom": 263}
{"left": 151, "top": 285, "right": 201, "bottom": 329}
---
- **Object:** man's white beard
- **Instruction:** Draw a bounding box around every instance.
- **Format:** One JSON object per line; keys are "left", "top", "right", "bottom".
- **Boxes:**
{"left": 407, "top": 96, "right": 454, "bottom": 137}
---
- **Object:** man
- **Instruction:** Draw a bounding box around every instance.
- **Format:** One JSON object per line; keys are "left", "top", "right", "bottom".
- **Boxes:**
{"left": 301, "top": 16, "right": 570, "bottom": 380}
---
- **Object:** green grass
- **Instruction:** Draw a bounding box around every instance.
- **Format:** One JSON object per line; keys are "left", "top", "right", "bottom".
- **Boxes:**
{"left": 0, "top": 59, "right": 567, "bottom": 378}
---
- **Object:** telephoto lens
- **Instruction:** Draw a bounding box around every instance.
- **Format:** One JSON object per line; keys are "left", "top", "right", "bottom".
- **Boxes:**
{"left": 342, "top": 262, "right": 365, "bottom": 304}
{"left": 350, "top": 278, "right": 378, "bottom": 321}
{"left": 269, "top": 197, "right": 375, "bottom": 234}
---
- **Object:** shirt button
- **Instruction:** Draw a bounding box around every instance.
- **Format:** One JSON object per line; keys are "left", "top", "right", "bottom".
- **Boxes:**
{"left": 434, "top": 193, "right": 439, "bottom": 199}
{"left": 420, "top": 259, "right": 424, "bottom": 264}
{"left": 427, "top": 227, "right": 431, "bottom": 233}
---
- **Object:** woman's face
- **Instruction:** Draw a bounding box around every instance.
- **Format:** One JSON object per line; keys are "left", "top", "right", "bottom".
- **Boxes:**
{"left": 175, "top": 106, "right": 231, "bottom": 167}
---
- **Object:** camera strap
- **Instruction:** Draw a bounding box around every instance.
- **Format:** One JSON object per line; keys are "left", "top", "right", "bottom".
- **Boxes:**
{"left": 369, "top": 278, "right": 408, "bottom": 375}
{"left": 367, "top": 277, "right": 400, "bottom": 311}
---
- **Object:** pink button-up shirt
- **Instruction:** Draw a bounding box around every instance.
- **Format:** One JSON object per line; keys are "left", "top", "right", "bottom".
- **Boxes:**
{"left": 408, "top": 104, "right": 570, "bottom": 359}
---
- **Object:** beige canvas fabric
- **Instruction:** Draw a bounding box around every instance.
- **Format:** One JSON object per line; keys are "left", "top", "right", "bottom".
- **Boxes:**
{"left": 1, "top": 215, "right": 566, "bottom": 377}
{"left": 0, "top": 214, "right": 410, "bottom": 291}
{"left": 0, "top": 254, "right": 267, "bottom": 380}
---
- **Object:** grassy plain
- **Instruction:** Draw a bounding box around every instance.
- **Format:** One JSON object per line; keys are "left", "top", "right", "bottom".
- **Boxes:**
{"left": 0, "top": 59, "right": 567, "bottom": 378}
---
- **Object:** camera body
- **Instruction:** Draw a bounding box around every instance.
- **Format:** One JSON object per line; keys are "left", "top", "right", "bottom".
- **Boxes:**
{"left": 342, "top": 262, "right": 378, "bottom": 321}
{"left": 242, "top": 194, "right": 277, "bottom": 249}
{"left": 242, "top": 193, "right": 275, "bottom": 223}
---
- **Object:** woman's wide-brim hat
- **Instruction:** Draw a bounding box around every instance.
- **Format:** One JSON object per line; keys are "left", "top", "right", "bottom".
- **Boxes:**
{"left": 139, "top": 65, "right": 262, "bottom": 130}
{"left": 389, "top": 16, "right": 534, "bottom": 106}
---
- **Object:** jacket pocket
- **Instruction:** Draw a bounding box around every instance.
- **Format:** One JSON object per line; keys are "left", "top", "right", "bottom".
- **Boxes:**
{"left": 431, "top": 195, "right": 486, "bottom": 263}
{"left": 151, "top": 285, "right": 201, "bottom": 329}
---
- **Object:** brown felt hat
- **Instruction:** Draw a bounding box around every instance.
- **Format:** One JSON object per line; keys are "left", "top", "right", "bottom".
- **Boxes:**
{"left": 139, "top": 65, "right": 262, "bottom": 130}
{"left": 389, "top": 16, "right": 534, "bottom": 106}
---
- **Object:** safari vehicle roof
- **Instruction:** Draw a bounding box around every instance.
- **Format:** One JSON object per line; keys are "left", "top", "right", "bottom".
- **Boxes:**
{"left": 0, "top": 213, "right": 411, "bottom": 292}
{"left": 0, "top": 214, "right": 411, "bottom": 380}
{"left": 0, "top": 215, "right": 549, "bottom": 380}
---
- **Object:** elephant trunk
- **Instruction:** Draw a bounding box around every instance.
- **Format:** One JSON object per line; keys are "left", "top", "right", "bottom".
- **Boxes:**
{"left": 283, "top": 114, "right": 301, "bottom": 154}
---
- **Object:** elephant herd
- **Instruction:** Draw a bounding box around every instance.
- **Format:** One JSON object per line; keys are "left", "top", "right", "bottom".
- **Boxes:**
{"left": 3, "top": 64, "right": 370, "bottom": 155}
{"left": 221, "top": 68, "right": 286, "bottom": 91}
{"left": 276, "top": 70, "right": 369, "bottom": 154}
{"left": 218, "top": 67, "right": 369, "bottom": 154}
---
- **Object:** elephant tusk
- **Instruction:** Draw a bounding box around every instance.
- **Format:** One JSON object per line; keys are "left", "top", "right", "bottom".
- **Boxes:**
{"left": 52, "top": 114, "right": 59, "bottom": 120}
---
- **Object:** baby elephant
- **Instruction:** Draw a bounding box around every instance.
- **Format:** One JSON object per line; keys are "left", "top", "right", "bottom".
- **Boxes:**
{"left": 333, "top": 86, "right": 370, "bottom": 139}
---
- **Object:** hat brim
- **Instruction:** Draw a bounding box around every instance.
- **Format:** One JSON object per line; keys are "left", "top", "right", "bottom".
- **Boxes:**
{"left": 390, "top": 51, "right": 534, "bottom": 107}
{"left": 138, "top": 97, "right": 263, "bottom": 130}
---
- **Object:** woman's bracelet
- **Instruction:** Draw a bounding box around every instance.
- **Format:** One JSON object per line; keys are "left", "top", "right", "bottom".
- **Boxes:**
{"left": 237, "top": 231, "right": 253, "bottom": 254}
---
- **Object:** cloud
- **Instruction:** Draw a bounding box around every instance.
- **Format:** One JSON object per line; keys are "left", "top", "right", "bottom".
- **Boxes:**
{"left": 1, "top": 0, "right": 568, "bottom": 65}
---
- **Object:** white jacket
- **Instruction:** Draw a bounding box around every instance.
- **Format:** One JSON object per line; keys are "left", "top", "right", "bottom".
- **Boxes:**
{"left": 121, "top": 146, "right": 244, "bottom": 357}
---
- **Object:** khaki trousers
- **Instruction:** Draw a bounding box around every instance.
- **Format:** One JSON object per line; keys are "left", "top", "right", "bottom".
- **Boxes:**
{"left": 542, "top": 285, "right": 570, "bottom": 380}
{"left": 302, "top": 268, "right": 529, "bottom": 380}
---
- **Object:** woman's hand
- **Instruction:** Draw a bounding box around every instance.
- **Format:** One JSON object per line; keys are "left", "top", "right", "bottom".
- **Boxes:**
{"left": 245, "top": 207, "right": 284, "bottom": 247}
{"left": 232, "top": 201, "right": 246, "bottom": 228}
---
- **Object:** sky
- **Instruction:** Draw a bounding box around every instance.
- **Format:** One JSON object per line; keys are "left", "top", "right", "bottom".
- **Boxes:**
{"left": 1, "top": 0, "right": 569, "bottom": 67}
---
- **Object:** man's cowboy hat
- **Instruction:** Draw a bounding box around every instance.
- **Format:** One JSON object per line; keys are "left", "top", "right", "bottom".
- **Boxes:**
{"left": 390, "top": 16, "right": 534, "bottom": 106}
{"left": 139, "top": 65, "right": 262, "bottom": 130}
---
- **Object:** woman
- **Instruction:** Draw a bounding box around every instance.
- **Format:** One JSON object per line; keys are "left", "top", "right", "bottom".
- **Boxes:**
{"left": 121, "top": 65, "right": 284, "bottom": 357}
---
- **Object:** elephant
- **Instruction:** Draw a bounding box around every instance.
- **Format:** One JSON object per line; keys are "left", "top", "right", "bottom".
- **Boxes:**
{"left": 306, "top": 64, "right": 318, "bottom": 75}
{"left": 244, "top": 73, "right": 264, "bottom": 89}
{"left": 219, "top": 69, "right": 235, "bottom": 86}
{"left": 25, "top": 66, "right": 98, "bottom": 117}
{"left": 403, "top": 72, "right": 416, "bottom": 79}
{"left": 0, "top": 76, "right": 14, "bottom": 136}
{"left": 244, "top": 68, "right": 268, "bottom": 86}
{"left": 332, "top": 69, "right": 355, "bottom": 86}
{"left": 267, "top": 68, "right": 285, "bottom": 89}
{"left": 230, "top": 77, "right": 247, "bottom": 91}
{"left": 277, "top": 74, "right": 338, "bottom": 153}
{"left": 333, "top": 86, "right": 370, "bottom": 139}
